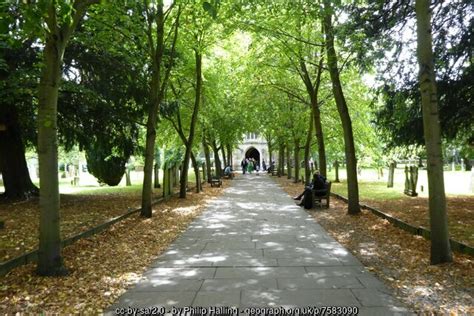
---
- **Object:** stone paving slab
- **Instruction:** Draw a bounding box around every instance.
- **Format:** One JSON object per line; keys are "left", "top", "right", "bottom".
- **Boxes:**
{"left": 107, "top": 174, "right": 411, "bottom": 315}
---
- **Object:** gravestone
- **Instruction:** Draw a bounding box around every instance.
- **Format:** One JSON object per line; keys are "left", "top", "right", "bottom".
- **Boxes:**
{"left": 404, "top": 165, "right": 418, "bottom": 197}
{"left": 387, "top": 161, "right": 396, "bottom": 188}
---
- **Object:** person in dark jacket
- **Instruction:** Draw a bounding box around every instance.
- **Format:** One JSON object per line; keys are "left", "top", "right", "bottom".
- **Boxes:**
{"left": 293, "top": 171, "right": 327, "bottom": 207}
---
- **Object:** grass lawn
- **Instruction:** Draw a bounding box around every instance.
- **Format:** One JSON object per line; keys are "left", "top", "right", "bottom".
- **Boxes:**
{"left": 299, "top": 167, "right": 473, "bottom": 246}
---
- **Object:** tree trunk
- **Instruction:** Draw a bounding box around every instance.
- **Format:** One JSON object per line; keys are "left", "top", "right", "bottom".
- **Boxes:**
{"left": 202, "top": 136, "right": 212, "bottom": 182}
{"left": 126, "top": 169, "right": 131, "bottom": 186}
{"left": 191, "top": 152, "right": 201, "bottom": 193}
{"left": 179, "top": 51, "right": 202, "bottom": 198}
{"left": 141, "top": 3, "right": 165, "bottom": 218}
{"left": 286, "top": 142, "right": 292, "bottom": 179}
{"left": 304, "top": 114, "right": 314, "bottom": 185}
{"left": 154, "top": 163, "right": 160, "bottom": 188}
{"left": 37, "top": 32, "right": 67, "bottom": 276}
{"left": 300, "top": 58, "right": 327, "bottom": 177}
{"left": 226, "top": 143, "right": 233, "bottom": 168}
{"left": 162, "top": 163, "right": 170, "bottom": 198}
{"left": 211, "top": 141, "right": 222, "bottom": 177}
{"left": 202, "top": 162, "right": 207, "bottom": 181}
{"left": 294, "top": 138, "right": 300, "bottom": 183}
{"left": 278, "top": 142, "right": 284, "bottom": 177}
{"left": 0, "top": 105, "right": 39, "bottom": 200}
{"left": 267, "top": 137, "right": 273, "bottom": 166}
{"left": 221, "top": 146, "right": 227, "bottom": 168}
{"left": 334, "top": 160, "right": 340, "bottom": 183}
{"left": 141, "top": 95, "right": 159, "bottom": 217}
{"left": 415, "top": 0, "right": 452, "bottom": 264}
{"left": 313, "top": 106, "right": 327, "bottom": 177}
{"left": 323, "top": 1, "right": 360, "bottom": 215}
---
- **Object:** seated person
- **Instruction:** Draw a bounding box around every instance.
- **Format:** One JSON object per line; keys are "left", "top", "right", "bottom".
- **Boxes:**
{"left": 224, "top": 165, "right": 232, "bottom": 176}
{"left": 293, "top": 171, "right": 327, "bottom": 207}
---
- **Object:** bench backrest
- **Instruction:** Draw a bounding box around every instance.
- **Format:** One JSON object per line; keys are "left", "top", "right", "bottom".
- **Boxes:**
{"left": 326, "top": 181, "right": 332, "bottom": 193}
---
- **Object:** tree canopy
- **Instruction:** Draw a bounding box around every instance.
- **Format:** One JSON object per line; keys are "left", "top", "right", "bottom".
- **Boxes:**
{"left": 0, "top": 0, "right": 472, "bottom": 272}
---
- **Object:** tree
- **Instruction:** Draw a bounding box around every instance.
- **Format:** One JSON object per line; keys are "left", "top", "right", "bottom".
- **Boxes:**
{"left": 323, "top": 0, "right": 360, "bottom": 215}
{"left": 0, "top": 104, "right": 39, "bottom": 200}
{"left": 0, "top": 5, "right": 39, "bottom": 200}
{"left": 177, "top": 9, "right": 204, "bottom": 198}
{"left": 34, "top": 0, "right": 99, "bottom": 276}
{"left": 85, "top": 142, "right": 131, "bottom": 186}
{"left": 415, "top": 0, "right": 452, "bottom": 264}
{"left": 139, "top": 1, "right": 180, "bottom": 218}
{"left": 348, "top": 1, "right": 473, "bottom": 151}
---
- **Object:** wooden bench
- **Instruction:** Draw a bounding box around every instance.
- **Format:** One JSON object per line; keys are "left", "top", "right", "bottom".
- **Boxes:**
{"left": 313, "top": 181, "right": 331, "bottom": 208}
{"left": 210, "top": 176, "right": 222, "bottom": 187}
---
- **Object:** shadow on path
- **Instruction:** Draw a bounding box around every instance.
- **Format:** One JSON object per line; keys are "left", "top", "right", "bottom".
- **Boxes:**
{"left": 107, "top": 174, "right": 412, "bottom": 315}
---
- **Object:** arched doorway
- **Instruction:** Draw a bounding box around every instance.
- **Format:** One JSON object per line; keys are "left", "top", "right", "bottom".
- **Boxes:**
{"left": 245, "top": 147, "right": 260, "bottom": 169}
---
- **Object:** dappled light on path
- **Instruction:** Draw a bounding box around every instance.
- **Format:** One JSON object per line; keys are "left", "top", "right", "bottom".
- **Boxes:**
{"left": 107, "top": 173, "right": 410, "bottom": 313}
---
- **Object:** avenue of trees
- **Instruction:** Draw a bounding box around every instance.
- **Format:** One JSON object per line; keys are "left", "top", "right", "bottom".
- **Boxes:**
{"left": 0, "top": 0, "right": 472, "bottom": 274}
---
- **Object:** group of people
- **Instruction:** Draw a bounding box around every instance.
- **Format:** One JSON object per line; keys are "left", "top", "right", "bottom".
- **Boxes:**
{"left": 241, "top": 158, "right": 260, "bottom": 174}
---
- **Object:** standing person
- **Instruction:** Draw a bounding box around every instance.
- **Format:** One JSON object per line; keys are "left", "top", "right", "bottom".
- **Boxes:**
{"left": 241, "top": 159, "right": 246, "bottom": 174}
{"left": 248, "top": 159, "right": 253, "bottom": 174}
{"left": 262, "top": 159, "right": 267, "bottom": 171}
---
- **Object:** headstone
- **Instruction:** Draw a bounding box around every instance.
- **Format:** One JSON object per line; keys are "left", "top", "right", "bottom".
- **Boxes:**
{"left": 387, "top": 161, "right": 395, "bottom": 188}
{"left": 404, "top": 165, "right": 418, "bottom": 197}
{"left": 404, "top": 166, "right": 409, "bottom": 193}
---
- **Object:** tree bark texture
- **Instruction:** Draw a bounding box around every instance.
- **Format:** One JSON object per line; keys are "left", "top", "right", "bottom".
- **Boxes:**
{"left": 415, "top": 0, "right": 452, "bottom": 264}
{"left": 0, "top": 105, "right": 38, "bottom": 199}
{"left": 293, "top": 138, "right": 300, "bottom": 183}
{"left": 323, "top": 1, "right": 360, "bottom": 214}
{"left": 202, "top": 136, "right": 212, "bottom": 182}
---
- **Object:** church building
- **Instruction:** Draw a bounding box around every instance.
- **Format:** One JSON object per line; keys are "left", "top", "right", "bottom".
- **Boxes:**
{"left": 232, "top": 133, "right": 270, "bottom": 171}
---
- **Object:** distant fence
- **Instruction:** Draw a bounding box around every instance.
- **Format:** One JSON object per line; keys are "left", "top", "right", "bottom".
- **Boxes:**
{"left": 331, "top": 193, "right": 473, "bottom": 257}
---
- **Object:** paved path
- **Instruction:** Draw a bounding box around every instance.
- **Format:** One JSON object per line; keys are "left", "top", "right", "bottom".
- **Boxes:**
{"left": 108, "top": 174, "right": 411, "bottom": 315}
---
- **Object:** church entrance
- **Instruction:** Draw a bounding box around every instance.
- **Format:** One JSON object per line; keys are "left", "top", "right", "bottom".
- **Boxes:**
{"left": 245, "top": 147, "right": 260, "bottom": 169}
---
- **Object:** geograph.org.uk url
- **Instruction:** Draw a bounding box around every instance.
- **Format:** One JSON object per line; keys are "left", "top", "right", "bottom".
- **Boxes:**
{"left": 114, "top": 305, "right": 360, "bottom": 316}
